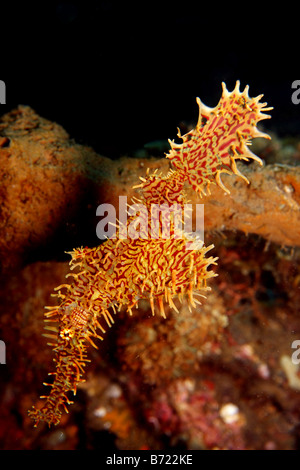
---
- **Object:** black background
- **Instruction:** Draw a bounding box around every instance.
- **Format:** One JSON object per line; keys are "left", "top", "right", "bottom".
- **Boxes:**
{"left": 1, "top": 1, "right": 299, "bottom": 158}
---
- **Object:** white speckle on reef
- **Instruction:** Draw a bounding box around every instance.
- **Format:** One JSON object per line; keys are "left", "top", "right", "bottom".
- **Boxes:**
{"left": 94, "top": 406, "right": 107, "bottom": 418}
{"left": 220, "top": 403, "right": 240, "bottom": 424}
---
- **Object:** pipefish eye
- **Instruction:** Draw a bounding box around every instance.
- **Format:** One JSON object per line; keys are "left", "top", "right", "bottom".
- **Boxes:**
{"left": 60, "top": 328, "right": 74, "bottom": 340}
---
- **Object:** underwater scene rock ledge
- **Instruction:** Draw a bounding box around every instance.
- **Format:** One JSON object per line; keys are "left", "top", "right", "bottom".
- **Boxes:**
{"left": 0, "top": 85, "right": 300, "bottom": 449}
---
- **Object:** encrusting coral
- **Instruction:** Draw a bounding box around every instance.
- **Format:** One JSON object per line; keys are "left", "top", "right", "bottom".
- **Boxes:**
{"left": 28, "top": 81, "right": 272, "bottom": 426}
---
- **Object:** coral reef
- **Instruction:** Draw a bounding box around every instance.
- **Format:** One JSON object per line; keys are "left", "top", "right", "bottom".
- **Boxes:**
{"left": 0, "top": 105, "right": 299, "bottom": 279}
{"left": 0, "top": 82, "right": 300, "bottom": 449}
{"left": 1, "top": 238, "right": 300, "bottom": 449}
{"left": 0, "top": 105, "right": 120, "bottom": 275}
